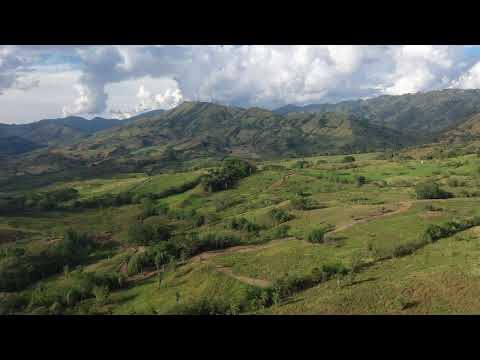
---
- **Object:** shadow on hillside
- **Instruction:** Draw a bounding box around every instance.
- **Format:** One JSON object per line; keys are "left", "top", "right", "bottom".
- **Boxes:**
{"left": 346, "top": 276, "right": 378, "bottom": 287}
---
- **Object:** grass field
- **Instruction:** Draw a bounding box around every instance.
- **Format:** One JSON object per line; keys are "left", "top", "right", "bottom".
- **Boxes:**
{"left": 3, "top": 149, "right": 480, "bottom": 315}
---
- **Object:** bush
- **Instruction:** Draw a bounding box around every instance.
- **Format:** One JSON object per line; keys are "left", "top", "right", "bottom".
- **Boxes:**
{"left": 58, "top": 229, "right": 96, "bottom": 260}
{"left": 342, "top": 156, "right": 356, "bottom": 163}
{"left": 307, "top": 227, "right": 329, "bottom": 243}
{"left": 268, "top": 208, "right": 293, "bottom": 225}
{"left": 201, "top": 158, "right": 256, "bottom": 193}
{"left": 292, "top": 160, "right": 310, "bottom": 169}
{"left": 92, "top": 285, "right": 110, "bottom": 305}
{"left": 422, "top": 217, "right": 480, "bottom": 243}
{"left": 139, "top": 198, "right": 157, "bottom": 219}
{"left": 355, "top": 176, "right": 366, "bottom": 186}
{"left": 127, "top": 254, "right": 149, "bottom": 276}
{"left": 272, "top": 224, "right": 290, "bottom": 239}
{"left": 127, "top": 222, "right": 172, "bottom": 245}
{"left": 414, "top": 182, "right": 453, "bottom": 199}
{"left": 226, "top": 217, "right": 261, "bottom": 233}
{"left": 289, "top": 196, "right": 318, "bottom": 210}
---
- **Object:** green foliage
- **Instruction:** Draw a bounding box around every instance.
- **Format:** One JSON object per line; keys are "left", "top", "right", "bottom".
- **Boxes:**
{"left": 355, "top": 175, "right": 366, "bottom": 186}
{"left": 272, "top": 224, "right": 290, "bottom": 239}
{"left": 140, "top": 197, "right": 157, "bottom": 220}
{"left": 127, "top": 254, "right": 149, "bottom": 276}
{"left": 127, "top": 222, "right": 172, "bottom": 245}
{"left": 422, "top": 217, "right": 480, "bottom": 243}
{"left": 414, "top": 182, "right": 453, "bottom": 199}
{"left": 92, "top": 285, "right": 110, "bottom": 305}
{"left": 307, "top": 227, "right": 328, "bottom": 243}
{"left": 58, "top": 229, "right": 96, "bottom": 260}
{"left": 289, "top": 196, "right": 319, "bottom": 210}
{"left": 342, "top": 155, "right": 356, "bottom": 163}
{"left": 291, "top": 160, "right": 311, "bottom": 169}
{"left": 201, "top": 158, "right": 256, "bottom": 193}
{"left": 268, "top": 208, "right": 293, "bottom": 225}
{"left": 226, "top": 217, "right": 262, "bottom": 233}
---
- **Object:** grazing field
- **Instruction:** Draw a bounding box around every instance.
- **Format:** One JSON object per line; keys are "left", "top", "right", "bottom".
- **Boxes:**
{"left": 3, "top": 149, "right": 480, "bottom": 315}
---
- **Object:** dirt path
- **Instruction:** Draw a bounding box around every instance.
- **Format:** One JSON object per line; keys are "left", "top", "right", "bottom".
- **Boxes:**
{"left": 189, "top": 240, "right": 295, "bottom": 288}
{"left": 267, "top": 173, "right": 295, "bottom": 191}
{"left": 189, "top": 241, "right": 282, "bottom": 263}
{"left": 326, "top": 201, "right": 413, "bottom": 237}
{"left": 215, "top": 266, "right": 272, "bottom": 288}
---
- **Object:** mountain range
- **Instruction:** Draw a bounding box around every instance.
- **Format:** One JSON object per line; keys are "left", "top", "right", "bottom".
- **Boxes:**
{"left": 4, "top": 89, "right": 480, "bottom": 181}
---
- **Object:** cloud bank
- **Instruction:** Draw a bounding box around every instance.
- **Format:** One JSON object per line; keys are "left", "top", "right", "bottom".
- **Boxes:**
{"left": 2, "top": 45, "right": 480, "bottom": 123}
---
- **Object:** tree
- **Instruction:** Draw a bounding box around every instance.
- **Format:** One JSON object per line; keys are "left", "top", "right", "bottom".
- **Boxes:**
{"left": 141, "top": 198, "right": 157, "bottom": 219}
{"left": 307, "top": 227, "right": 328, "bottom": 243}
{"left": 414, "top": 182, "right": 453, "bottom": 199}
{"left": 164, "top": 145, "right": 177, "bottom": 161}
{"left": 342, "top": 155, "right": 356, "bottom": 163}
{"left": 355, "top": 176, "right": 366, "bottom": 186}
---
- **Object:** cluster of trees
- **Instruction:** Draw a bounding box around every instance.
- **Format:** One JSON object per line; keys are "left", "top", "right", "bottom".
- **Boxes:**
{"left": 291, "top": 160, "right": 312, "bottom": 169}
{"left": 128, "top": 222, "right": 173, "bottom": 245}
{"left": 125, "top": 231, "right": 242, "bottom": 275}
{"left": 414, "top": 182, "right": 453, "bottom": 199}
{"left": 74, "top": 192, "right": 137, "bottom": 209}
{"left": 2, "top": 188, "right": 80, "bottom": 212}
{"left": 201, "top": 158, "right": 256, "bottom": 193}
{"left": 226, "top": 217, "right": 262, "bottom": 233}
{"left": 342, "top": 155, "right": 356, "bottom": 163}
{"left": 307, "top": 226, "right": 330, "bottom": 243}
{"left": 289, "top": 196, "right": 320, "bottom": 210}
{"left": 268, "top": 208, "right": 293, "bottom": 225}
{"left": 0, "top": 229, "right": 100, "bottom": 292}
{"left": 422, "top": 217, "right": 480, "bottom": 243}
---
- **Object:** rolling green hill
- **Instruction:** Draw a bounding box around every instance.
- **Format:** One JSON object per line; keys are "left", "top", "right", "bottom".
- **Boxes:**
{"left": 276, "top": 89, "right": 480, "bottom": 134}
{"left": 68, "top": 101, "right": 416, "bottom": 162}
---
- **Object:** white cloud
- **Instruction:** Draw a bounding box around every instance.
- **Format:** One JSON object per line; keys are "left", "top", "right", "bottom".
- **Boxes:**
{"left": 2, "top": 45, "right": 480, "bottom": 123}
{"left": 451, "top": 61, "right": 480, "bottom": 89}
{"left": 103, "top": 76, "right": 184, "bottom": 118}
{"left": 0, "top": 64, "right": 81, "bottom": 123}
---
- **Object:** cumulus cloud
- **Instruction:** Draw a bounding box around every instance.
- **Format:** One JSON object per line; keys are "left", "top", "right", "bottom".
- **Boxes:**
{"left": 451, "top": 61, "right": 480, "bottom": 89}
{"left": 3, "top": 45, "right": 480, "bottom": 123}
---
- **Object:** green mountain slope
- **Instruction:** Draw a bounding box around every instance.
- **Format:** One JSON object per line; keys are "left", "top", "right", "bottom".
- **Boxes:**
{"left": 275, "top": 89, "right": 480, "bottom": 134}
{"left": 69, "top": 101, "right": 415, "bottom": 161}
{"left": 0, "top": 116, "right": 125, "bottom": 156}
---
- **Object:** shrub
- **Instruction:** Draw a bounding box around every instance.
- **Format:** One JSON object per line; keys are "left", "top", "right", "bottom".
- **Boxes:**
{"left": 342, "top": 156, "right": 356, "bottom": 163}
{"left": 92, "top": 285, "right": 110, "bottom": 305}
{"left": 272, "top": 224, "right": 290, "bottom": 239}
{"left": 127, "top": 222, "right": 172, "bottom": 245}
{"left": 140, "top": 198, "right": 157, "bottom": 219}
{"left": 201, "top": 158, "right": 256, "bottom": 193}
{"left": 268, "top": 208, "right": 293, "bottom": 225}
{"left": 307, "top": 227, "right": 328, "bottom": 243}
{"left": 414, "top": 182, "right": 453, "bottom": 199}
{"left": 127, "top": 254, "right": 148, "bottom": 276}
{"left": 226, "top": 217, "right": 261, "bottom": 233}
{"left": 289, "top": 196, "right": 319, "bottom": 210}
{"left": 292, "top": 160, "right": 310, "bottom": 169}
{"left": 355, "top": 176, "right": 366, "bottom": 186}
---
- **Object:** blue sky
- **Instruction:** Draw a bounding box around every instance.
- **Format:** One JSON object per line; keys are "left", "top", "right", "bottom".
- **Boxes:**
{"left": 2, "top": 45, "right": 480, "bottom": 124}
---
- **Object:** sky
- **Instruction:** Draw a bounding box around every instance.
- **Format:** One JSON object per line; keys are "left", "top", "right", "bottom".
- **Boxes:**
{"left": 2, "top": 45, "right": 480, "bottom": 124}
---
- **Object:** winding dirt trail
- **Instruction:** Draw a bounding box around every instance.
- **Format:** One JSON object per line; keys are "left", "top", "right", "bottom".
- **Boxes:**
{"left": 190, "top": 242, "right": 280, "bottom": 262}
{"left": 215, "top": 266, "right": 272, "bottom": 288}
{"left": 267, "top": 173, "right": 295, "bottom": 191}
{"left": 326, "top": 201, "right": 413, "bottom": 237}
{"left": 189, "top": 241, "right": 289, "bottom": 288}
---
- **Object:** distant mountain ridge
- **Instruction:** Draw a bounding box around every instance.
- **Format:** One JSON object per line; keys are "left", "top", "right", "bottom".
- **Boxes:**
{"left": 65, "top": 101, "right": 416, "bottom": 162}
{"left": 0, "top": 110, "right": 165, "bottom": 155}
{"left": 274, "top": 89, "right": 480, "bottom": 134}
{"left": 4, "top": 89, "right": 480, "bottom": 159}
